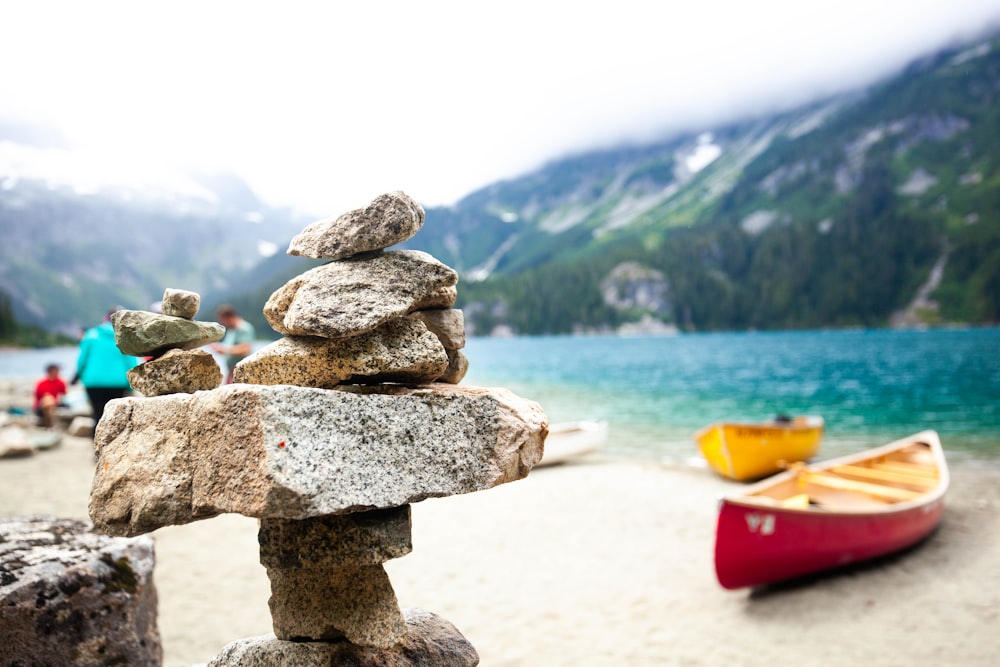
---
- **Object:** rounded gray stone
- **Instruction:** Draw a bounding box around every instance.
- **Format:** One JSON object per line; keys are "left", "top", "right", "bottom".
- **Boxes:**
{"left": 161, "top": 288, "right": 201, "bottom": 319}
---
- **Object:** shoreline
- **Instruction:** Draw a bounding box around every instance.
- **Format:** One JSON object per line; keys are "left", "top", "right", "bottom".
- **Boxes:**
{"left": 3, "top": 375, "right": 1000, "bottom": 470}
{"left": 1, "top": 436, "right": 999, "bottom": 666}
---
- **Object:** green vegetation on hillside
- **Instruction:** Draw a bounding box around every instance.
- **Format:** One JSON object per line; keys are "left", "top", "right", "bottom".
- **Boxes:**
{"left": 111, "top": 30, "right": 999, "bottom": 338}
{"left": 453, "top": 34, "right": 1000, "bottom": 334}
{"left": 0, "top": 290, "right": 75, "bottom": 347}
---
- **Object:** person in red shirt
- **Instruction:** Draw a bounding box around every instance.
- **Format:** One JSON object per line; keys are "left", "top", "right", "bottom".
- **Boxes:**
{"left": 33, "top": 363, "right": 68, "bottom": 429}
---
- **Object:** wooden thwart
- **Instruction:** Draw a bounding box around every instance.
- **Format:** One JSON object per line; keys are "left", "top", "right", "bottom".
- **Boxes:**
{"left": 831, "top": 464, "right": 939, "bottom": 489}
{"left": 871, "top": 460, "right": 938, "bottom": 478}
{"left": 800, "top": 472, "right": 924, "bottom": 501}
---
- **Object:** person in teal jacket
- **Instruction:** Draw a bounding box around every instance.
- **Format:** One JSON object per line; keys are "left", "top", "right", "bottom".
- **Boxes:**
{"left": 74, "top": 308, "right": 139, "bottom": 424}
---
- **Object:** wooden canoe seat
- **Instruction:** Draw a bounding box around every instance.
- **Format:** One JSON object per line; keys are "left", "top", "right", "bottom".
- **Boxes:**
{"left": 801, "top": 472, "right": 924, "bottom": 501}
{"left": 830, "top": 464, "right": 939, "bottom": 489}
{"left": 780, "top": 493, "right": 811, "bottom": 508}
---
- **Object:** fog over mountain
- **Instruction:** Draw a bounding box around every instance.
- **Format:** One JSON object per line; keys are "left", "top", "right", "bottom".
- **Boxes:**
{"left": 3, "top": 2, "right": 999, "bottom": 216}
{"left": 2, "top": 21, "right": 999, "bottom": 338}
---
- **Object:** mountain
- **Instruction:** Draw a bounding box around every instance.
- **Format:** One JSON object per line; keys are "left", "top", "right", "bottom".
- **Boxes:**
{"left": 399, "top": 31, "right": 1000, "bottom": 335}
{"left": 0, "top": 126, "right": 310, "bottom": 336}
{"left": 3, "top": 29, "right": 999, "bottom": 339}
{"left": 225, "top": 29, "right": 1000, "bottom": 337}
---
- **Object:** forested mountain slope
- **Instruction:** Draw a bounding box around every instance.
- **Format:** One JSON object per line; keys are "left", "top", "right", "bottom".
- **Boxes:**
{"left": 400, "top": 31, "right": 999, "bottom": 335}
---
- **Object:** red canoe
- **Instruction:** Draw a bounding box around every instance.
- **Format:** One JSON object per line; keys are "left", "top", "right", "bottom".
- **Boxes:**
{"left": 714, "top": 430, "right": 948, "bottom": 590}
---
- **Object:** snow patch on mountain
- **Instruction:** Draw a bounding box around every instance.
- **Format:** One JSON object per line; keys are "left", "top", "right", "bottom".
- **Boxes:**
{"left": 683, "top": 133, "right": 721, "bottom": 173}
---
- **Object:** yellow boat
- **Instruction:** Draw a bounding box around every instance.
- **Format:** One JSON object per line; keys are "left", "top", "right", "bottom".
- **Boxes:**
{"left": 694, "top": 415, "right": 824, "bottom": 481}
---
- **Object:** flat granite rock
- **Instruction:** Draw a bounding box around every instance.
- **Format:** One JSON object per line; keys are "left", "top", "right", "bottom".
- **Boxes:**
{"left": 263, "top": 250, "right": 458, "bottom": 339}
{"left": 287, "top": 191, "right": 425, "bottom": 260}
{"left": 90, "top": 383, "right": 547, "bottom": 536}
{"left": 111, "top": 309, "right": 224, "bottom": 357}
{"left": 0, "top": 515, "right": 162, "bottom": 666}
{"left": 206, "top": 608, "right": 479, "bottom": 667}
{"left": 234, "top": 318, "right": 447, "bottom": 388}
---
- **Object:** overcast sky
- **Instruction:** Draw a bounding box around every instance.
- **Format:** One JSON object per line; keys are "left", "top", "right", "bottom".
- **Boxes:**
{"left": 3, "top": 0, "right": 999, "bottom": 216}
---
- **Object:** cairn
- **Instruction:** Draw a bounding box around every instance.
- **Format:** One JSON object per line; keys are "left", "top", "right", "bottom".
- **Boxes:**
{"left": 112, "top": 287, "right": 225, "bottom": 396}
{"left": 90, "top": 191, "right": 548, "bottom": 666}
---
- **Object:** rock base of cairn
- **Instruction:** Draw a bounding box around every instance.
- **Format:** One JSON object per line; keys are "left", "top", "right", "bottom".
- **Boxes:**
{"left": 260, "top": 508, "right": 412, "bottom": 646}
{"left": 0, "top": 515, "right": 162, "bottom": 666}
{"left": 206, "top": 609, "right": 479, "bottom": 667}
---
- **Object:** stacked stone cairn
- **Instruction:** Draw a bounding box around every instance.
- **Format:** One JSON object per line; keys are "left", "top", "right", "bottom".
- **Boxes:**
{"left": 112, "top": 287, "right": 225, "bottom": 396}
{"left": 89, "top": 191, "right": 548, "bottom": 666}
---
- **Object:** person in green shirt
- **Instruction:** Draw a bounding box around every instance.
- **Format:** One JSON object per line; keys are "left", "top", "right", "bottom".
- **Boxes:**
{"left": 210, "top": 304, "right": 256, "bottom": 383}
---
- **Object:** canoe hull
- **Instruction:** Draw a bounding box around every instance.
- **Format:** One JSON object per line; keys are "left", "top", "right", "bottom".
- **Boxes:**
{"left": 538, "top": 421, "right": 607, "bottom": 467}
{"left": 696, "top": 417, "right": 824, "bottom": 481}
{"left": 713, "top": 430, "right": 947, "bottom": 589}
{"left": 715, "top": 494, "right": 944, "bottom": 589}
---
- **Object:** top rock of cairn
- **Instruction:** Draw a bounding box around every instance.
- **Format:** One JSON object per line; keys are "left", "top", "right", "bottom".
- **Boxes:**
{"left": 287, "top": 191, "right": 425, "bottom": 260}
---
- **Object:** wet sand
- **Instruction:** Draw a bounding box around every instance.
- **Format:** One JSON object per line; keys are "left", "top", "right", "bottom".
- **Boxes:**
{"left": 1, "top": 430, "right": 998, "bottom": 666}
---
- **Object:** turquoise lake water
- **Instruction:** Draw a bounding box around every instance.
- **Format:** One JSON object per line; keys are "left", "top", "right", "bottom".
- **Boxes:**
{"left": 4, "top": 327, "right": 999, "bottom": 464}
{"left": 461, "top": 328, "right": 1000, "bottom": 465}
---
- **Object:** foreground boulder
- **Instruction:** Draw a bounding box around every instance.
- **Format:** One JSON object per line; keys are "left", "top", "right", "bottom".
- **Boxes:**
{"left": 90, "top": 383, "right": 547, "bottom": 536}
{"left": 0, "top": 515, "right": 161, "bottom": 666}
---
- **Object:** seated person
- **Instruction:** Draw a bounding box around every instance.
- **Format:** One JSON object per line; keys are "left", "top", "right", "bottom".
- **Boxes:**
{"left": 34, "top": 363, "right": 68, "bottom": 429}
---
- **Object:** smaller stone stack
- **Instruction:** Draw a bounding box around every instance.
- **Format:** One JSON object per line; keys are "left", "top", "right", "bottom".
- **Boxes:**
{"left": 112, "top": 288, "right": 225, "bottom": 397}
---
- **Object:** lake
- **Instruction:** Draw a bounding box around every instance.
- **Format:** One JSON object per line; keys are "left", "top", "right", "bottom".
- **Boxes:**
{"left": 4, "top": 327, "right": 999, "bottom": 464}
{"left": 461, "top": 327, "right": 1000, "bottom": 465}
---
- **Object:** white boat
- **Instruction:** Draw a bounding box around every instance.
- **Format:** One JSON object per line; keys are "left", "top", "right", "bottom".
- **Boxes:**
{"left": 538, "top": 420, "right": 608, "bottom": 467}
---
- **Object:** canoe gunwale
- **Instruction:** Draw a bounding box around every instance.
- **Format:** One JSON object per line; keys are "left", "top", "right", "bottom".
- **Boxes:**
{"left": 697, "top": 415, "right": 826, "bottom": 436}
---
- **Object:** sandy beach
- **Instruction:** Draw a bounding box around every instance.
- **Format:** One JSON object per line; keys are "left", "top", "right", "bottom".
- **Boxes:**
{"left": 1, "top": 427, "right": 998, "bottom": 667}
